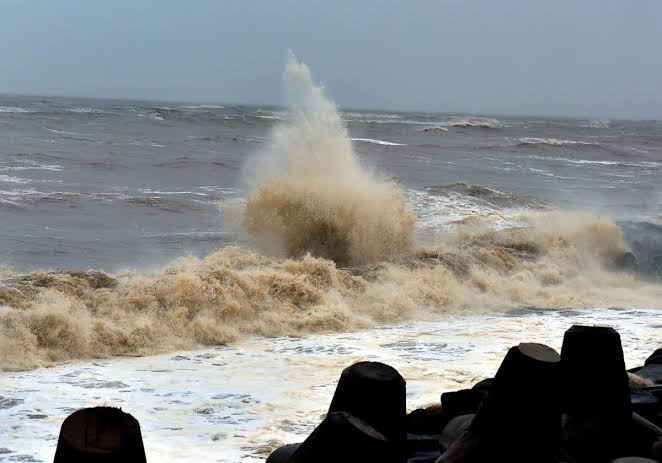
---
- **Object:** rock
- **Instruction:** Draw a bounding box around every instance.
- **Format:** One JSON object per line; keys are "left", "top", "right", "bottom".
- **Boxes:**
{"left": 439, "top": 414, "right": 474, "bottom": 451}
{"left": 610, "top": 458, "right": 658, "bottom": 463}
{"left": 646, "top": 349, "right": 662, "bottom": 367}
{"left": 617, "top": 251, "right": 638, "bottom": 270}
{"left": 470, "top": 378, "right": 493, "bottom": 396}
{"left": 634, "top": 365, "right": 662, "bottom": 385}
{"left": 652, "top": 436, "right": 662, "bottom": 462}
{"left": 408, "top": 432, "right": 442, "bottom": 453}
{"left": 440, "top": 389, "right": 483, "bottom": 423}
{"left": 287, "top": 411, "right": 397, "bottom": 463}
{"left": 53, "top": 407, "right": 146, "bottom": 463}
{"left": 407, "top": 407, "right": 444, "bottom": 435}
{"left": 631, "top": 389, "right": 660, "bottom": 420}
{"left": 328, "top": 361, "right": 406, "bottom": 457}
{"left": 266, "top": 443, "right": 301, "bottom": 463}
{"left": 437, "top": 343, "right": 561, "bottom": 463}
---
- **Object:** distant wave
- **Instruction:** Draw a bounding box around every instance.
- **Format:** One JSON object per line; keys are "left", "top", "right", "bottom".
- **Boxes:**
{"left": 350, "top": 137, "right": 405, "bottom": 146}
{"left": 180, "top": 105, "right": 225, "bottom": 110}
{"left": 420, "top": 126, "right": 449, "bottom": 133}
{"left": 527, "top": 155, "right": 662, "bottom": 169}
{"left": 40, "top": 126, "right": 95, "bottom": 137}
{"left": 0, "top": 175, "right": 30, "bottom": 184}
{"left": 0, "top": 160, "right": 63, "bottom": 172}
{"left": 0, "top": 106, "right": 35, "bottom": 114}
{"left": 445, "top": 117, "right": 502, "bottom": 129}
{"left": 516, "top": 137, "right": 596, "bottom": 147}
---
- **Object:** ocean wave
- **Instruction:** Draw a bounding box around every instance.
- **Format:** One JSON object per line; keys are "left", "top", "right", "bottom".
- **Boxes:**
{"left": 527, "top": 155, "right": 662, "bottom": 169}
{"left": 40, "top": 126, "right": 95, "bottom": 137}
{"left": 180, "top": 105, "right": 225, "bottom": 110}
{"left": 0, "top": 160, "right": 63, "bottom": 172}
{"left": 65, "top": 107, "right": 105, "bottom": 114}
{"left": 516, "top": 137, "right": 596, "bottom": 147}
{"left": 420, "top": 126, "right": 449, "bottom": 133}
{"left": 0, "top": 175, "right": 29, "bottom": 184}
{"left": 350, "top": 137, "right": 405, "bottom": 146}
{"left": 0, "top": 106, "right": 36, "bottom": 114}
{"left": 3, "top": 213, "right": 662, "bottom": 371}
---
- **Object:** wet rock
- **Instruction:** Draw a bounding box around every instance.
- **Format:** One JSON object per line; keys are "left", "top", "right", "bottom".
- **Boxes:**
{"left": 652, "top": 436, "right": 662, "bottom": 462}
{"left": 438, "top": 343, "right": 561, "bottom": 463}
{"left": 288, "top": 412, "right": 397, "bottom": 463}
{"left": 561, "top": 325, "right": 633, "bottom": 463}
{"left": 440, "top": 389, "right": 483, "bottom": 424}
{"left": 407, "top": 408, "right": 444, "bottom": 435}
{"left": 646, "top": 349, "right": 662, "bottom": 367}
{"left": 635, "top": 365, "right": 662, "bottom": 385}
{"left": 407, "top": 433, "right": 442, "bottom": 453}
{"left": 617, "top": 252, "right": 638, "bottom": 270}
{"left": 266, "top": 443, "right": 300, "bottom": 463}
{"left": 53, "top": 407, "right": 146, "bottom": 463}
{"left": 328, "top": 361, "right": 406, "bottom": 457}
{"left": 610, "top": 458, "right": 658, "bottom": 463}
{"left": 439, "top": 414, "right": 474, "bottom": 451}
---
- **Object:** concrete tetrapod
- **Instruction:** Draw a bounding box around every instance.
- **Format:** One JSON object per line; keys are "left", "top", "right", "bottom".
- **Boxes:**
{"left": 561, "top": 325, "right": 632, "bottom": 463}
{"left": 53, "top": 407, "right": 146, "bottom": 463}
{"left": 436, "top": 342, "right": 561, "bottom": 463}
{"left": 268, "top": 412, "right": 397, "bottom": 463}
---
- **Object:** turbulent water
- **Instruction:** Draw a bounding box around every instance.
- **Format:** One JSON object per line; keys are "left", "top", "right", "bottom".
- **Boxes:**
{"left": 1, "top": 56, "right": 662, "bottom": 460}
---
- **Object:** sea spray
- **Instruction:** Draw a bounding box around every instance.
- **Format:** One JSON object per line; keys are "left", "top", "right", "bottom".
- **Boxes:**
{"left": 243, "top": 53, "right": 416, "bottom": 265}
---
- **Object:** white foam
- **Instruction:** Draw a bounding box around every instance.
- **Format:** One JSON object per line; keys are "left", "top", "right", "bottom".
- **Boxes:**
{"left": 517, "top": 137, "right": 594, "bottom": 146}
{"left": 40, "top": 126, "right": 95, "bottom": 137}
{"left": 0, "top": 175, "right": 29, "bottom": 184}
{"left": 350, "top": 137, "right": 405, "bottom": 146}
{"left": 0, "top": 106, "right": 35, "bottom": 113}
{"left": 180, "top": 105, "right": 225, "bottom": 110}
{"left": 1, "top": 308, "right": 658, "bottom": 462}
{"left": 527, "top": 155, "right": 662, "bottom": 168}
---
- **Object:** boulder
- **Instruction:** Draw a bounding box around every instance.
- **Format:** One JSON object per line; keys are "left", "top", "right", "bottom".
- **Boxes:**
{"left": 53, "top": 407, "right": 146, "bottom": 463}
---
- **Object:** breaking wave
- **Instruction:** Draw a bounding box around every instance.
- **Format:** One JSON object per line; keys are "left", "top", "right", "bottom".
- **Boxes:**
{"left": 2, "top": 214, "right": 662, "bottom": 371}
{"left": 1, "top": 55, "right": 661, "bottom": 371}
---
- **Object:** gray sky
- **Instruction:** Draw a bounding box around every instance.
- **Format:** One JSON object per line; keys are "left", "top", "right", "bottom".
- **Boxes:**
{"left": 1, "top": 0, "right": 661, "bottom": 118}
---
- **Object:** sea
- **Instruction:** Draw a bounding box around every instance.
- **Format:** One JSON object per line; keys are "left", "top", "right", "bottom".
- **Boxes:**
{"left": 1, "top": 57, "right": 661, "bottom": 461}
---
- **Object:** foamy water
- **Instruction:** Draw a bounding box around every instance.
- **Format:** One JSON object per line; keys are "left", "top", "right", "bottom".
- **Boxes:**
{"left": 1, "top": 308, "right": 660, "bottom": 462}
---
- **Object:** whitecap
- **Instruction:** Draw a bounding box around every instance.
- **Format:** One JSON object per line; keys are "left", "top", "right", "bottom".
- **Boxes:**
{"left": 350, "top": 137, "right": 405, "bottom": 146}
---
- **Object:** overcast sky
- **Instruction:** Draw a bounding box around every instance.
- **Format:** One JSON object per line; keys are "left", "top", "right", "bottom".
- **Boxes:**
{"left": 1, "top": 0, "right": 661, "bottom": 118}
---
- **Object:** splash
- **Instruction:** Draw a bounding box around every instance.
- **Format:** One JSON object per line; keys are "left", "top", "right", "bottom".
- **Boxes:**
{"left": 243, "top": 53, "right": 416, "bottom": 265}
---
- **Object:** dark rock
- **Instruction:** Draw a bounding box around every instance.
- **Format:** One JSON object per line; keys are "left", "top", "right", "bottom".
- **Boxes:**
{"left": 646, "top": 349, "right": 662, "bottom": 367}
{"left": 635, "top": 365, "right": 662, "bottom": 385}
{"left": 631, "top": 389, "right": 660, "bottom": 421}
{"left": 439, "top": 414, "right": 474, "bottom": 451}
{"left": 438, "top": 343, "right": 561, "bottom": 463}
{"left": 407, "top": 408, "right": 444, "bottom": 435}
{"left": 288, "top": 411, "right": 397, "bottom": 463}
{"left": 652, "top": 437, "right": 662, "bottom": 462}
{"left": 407, "top": 433, "right": 442, "bottom": 452}
{"left": 561, "top": 325, "right": 632, "bottom": 463}
{"left": 266, "top": 443, "right": 301, "bottom": 463}
{"left": 610, "top": 458, "right": 658, "bottom": 463}
{"left": 440, "top": 390, "right": 483, "bottom": 422}
{"left": 617, "top": 252, "right": 638, "bottom": 270}
{"left": 328, "top": 361, "right": 406, "bottom": 457}
{"left": 53, "top": 407, "right": 146, "bottom": 463}
{"left": 470, "top": 378, "right": 493, "bottom": 397}
{"left": 408, "top": 451, "right": 442, "bottom": 463}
